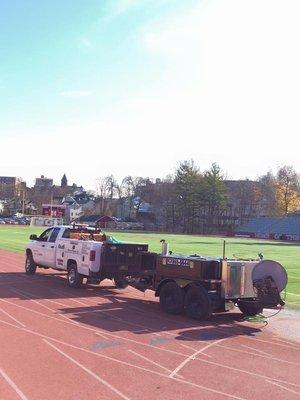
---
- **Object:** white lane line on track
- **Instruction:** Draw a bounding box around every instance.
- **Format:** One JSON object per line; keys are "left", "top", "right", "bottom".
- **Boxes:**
{"left": 48, "top": 289, "right": 91, "bottom": 307}
{"left": 266, "top": 380, "right": 300, "bottom": 395}
{"left": 0, "top": 306, "right": 26, "bottom": 328}
{"left": 14, "top": 285, "right": 164, "bottom": 339}
{"left": 0, "top": 319, "right": 247, "bottom": 400}
{"left": 215, "top": 344, "right": 300, "bottom": 366}
{"left": 2, "top": 295, "right": 299, "bottom": 390}
{"left": 241, "top": 336, "right": 300, "bottom": 350}
{"left": 195, "top": 357, "right": 300, "bottom": 388}
{"left": 71, "top": 307, "right": 125, "bottom": 315}
{"left": 0, "top": 298, "right": 189, "bottom": 358}
{"left": 14, "top": 286, "right": 122, "bottom": 314}
{"left": 9, "top": 288, "right": 84, "bottom": 327}
{"left": 43, "top": 339, "right": 131, "bottom": 400}
{"left": 0, "top": 318, "right": 192, "bottom": 385}
{"left": 178, "top": 342, "right": 212, "bottom": 357}
{"left": 271, "top": 338, "right": 300, "bottom": 348}
{"left": 4, "top": 317, "right": 300, "bottom": 400}
{"left": 169, "top": 338, "right": 226, "bottom": 378}
{"left": 11, "top": 287, "right": 69, "bottom": 308}
{"left": 8, "top": 288, "right": 110, "bottom": 341}
{"left": 0, "top": 367, "right": 29, "bottom": 400}
{"left": 240, "top": 344, "right": 274, "bottom": 357}
{"left": 128, "top": 349, "right": 184, "bottom": 377}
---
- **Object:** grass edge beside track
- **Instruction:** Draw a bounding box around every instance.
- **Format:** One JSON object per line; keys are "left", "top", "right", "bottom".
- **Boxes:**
{"left": 0, "top": 225, "right": 299, "bottom": 309}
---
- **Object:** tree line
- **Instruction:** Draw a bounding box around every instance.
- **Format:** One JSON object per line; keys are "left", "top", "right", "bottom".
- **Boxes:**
{"left": 94, "top": 162, "right": 300, "bottom": 234}
{"left": 1, "top": 162, "right": 299, "bottom": 233}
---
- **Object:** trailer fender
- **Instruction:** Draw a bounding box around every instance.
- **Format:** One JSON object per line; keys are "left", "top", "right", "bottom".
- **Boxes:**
{"left": 155, "top": 278, "right": 193, "bottom": 297}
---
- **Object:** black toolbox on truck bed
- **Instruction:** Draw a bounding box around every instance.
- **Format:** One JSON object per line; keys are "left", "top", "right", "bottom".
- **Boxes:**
{"left": 101, "top": 243, "right": 149, "bottom": 277}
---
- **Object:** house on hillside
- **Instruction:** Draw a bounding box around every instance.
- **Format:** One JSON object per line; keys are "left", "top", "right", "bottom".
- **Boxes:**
{"left": 62, "top": 191, "right": 95, "bottom": 223}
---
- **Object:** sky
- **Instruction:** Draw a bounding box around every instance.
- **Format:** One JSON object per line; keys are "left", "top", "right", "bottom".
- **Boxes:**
{"left": 1, "top": 0, "right": 300, "bottom": 189}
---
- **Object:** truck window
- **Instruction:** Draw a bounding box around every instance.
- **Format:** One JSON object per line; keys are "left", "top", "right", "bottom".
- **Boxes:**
{"left": 62, "top": 229, "right": 70, "bottom": 239}
{"left": 39, "top": 228, "right": 53, "bottom": 242}
{"left": 49, "top": 227, "right": 60, "bottom": 243}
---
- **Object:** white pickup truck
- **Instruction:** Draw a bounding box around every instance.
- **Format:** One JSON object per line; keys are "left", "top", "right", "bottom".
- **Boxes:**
{"left": 25, "top": 225, "right": 148, "bottom": 288}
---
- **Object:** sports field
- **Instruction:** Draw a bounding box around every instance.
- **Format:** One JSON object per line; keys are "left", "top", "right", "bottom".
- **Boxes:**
{"left": 0, "top": 225, "right": 299, "bottom": 308}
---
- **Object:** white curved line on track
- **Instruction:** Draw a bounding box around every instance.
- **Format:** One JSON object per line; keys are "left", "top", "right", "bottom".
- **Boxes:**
{"left": 169, "top": 338, "right": 226, "bottom": 377}
{"left": 128, "top": 349, "right": 183, "bottom": 377}
{"left": 1, "top": 295, "right": 299, "bottom": 389}
{"left": 0, "top": 318, "right": 247, "bottom": 400}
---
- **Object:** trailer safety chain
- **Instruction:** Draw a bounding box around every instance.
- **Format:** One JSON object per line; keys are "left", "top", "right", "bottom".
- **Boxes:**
{"left": 243, "top": 305, "right": 283, "bottom": 327}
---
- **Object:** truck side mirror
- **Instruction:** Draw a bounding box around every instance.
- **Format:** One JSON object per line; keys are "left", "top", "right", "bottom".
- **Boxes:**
{"left": 30, "top": 234, "right": 38, "bottom": 240}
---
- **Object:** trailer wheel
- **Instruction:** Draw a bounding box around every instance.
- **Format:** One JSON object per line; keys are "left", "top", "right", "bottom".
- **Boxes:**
{"left": 184, "top": 285, "right": 212, "bottom": 320}
{"left": 25, "top": 253, "right": 37, "bottom": 275}
{"left": 159, "top": 281, "right": 184, "bottom": 315}
{"left": 237, "top": 300, "right": 263, "bottom": 316}
{"left": 113, "top": 278, "right": 128, "bottom": 289}
{"left": 67, "top": 264, "right": 83, "bottom": 288}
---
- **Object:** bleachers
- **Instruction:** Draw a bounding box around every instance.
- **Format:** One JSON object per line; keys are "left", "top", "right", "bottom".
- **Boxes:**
{"left": 236, "top": 217, "right": 300, "bottom": 241}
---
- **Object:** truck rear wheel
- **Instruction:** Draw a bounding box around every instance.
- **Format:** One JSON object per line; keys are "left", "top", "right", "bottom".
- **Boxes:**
{"left": 25, "top": 253, "right": 37, "bottom": 275}
{"left": 159, "top": 281, "right": 184, "bottom": 315}
{"left": 184, "top": 285, "right": 212, "bottom": 320}
{"left": 237, "top": 300, "right": 263, "bottom": 316}
{"left": 67, "top": 265, "right": 83, "bottom": 288}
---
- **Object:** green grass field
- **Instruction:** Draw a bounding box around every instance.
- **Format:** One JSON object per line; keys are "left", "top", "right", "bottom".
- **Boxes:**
{"left": 0, "top": 225, "right": 299, "bottom": 309}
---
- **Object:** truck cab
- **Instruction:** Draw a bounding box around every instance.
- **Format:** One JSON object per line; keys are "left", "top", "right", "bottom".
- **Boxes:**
{"left": 25, "top": 224, "right": 148, "bottom": 289}
{"left": 25, "top": 225, "right": 104, "bottom": 287}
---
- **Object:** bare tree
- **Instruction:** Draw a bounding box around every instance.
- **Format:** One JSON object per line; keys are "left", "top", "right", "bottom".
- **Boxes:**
{"left": 95, "top": 175, "right": 118, "bottom": 215}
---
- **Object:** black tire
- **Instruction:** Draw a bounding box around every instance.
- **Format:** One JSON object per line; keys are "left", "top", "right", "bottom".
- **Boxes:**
{"left": 159, "top": 281, "right": 184, "bottom": 315}
{"left": 113, "top": 277, "right": 128, "bottom": 289}
{"left": 25, "top": 253, "right": 37, "bottom": 275}
{"left": 67, "top": 264, "right": 83, "bottom": 288}
{"left": 184, "top": 285, "right": 212, "bottom": 320}
{"left": 237, "top": 300, "right": 263, "bottom": 316}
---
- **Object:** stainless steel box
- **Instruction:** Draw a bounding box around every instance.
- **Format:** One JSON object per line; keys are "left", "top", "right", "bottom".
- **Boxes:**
{"left": 221, "top": 260, "right": 258, "bottom": 299}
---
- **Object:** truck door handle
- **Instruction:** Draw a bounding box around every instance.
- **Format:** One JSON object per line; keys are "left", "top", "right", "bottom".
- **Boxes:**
{"left": 51, "top": 246, "right": 54, "bottom": 248}
{"left": 41, "top": 245, "right": 45, "bottom": 247}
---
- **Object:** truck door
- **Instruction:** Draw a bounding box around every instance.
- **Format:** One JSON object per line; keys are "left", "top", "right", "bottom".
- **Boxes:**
{"left": 43, "top": 227, "right": 61, "bottom": 267}
{"left": 33, "top": 228, "right": 54, "bottom": 266}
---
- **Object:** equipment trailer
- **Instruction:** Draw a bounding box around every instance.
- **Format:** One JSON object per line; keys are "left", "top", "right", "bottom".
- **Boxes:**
{"left": 25, "top": 225, "right": 288, "bottom": 320}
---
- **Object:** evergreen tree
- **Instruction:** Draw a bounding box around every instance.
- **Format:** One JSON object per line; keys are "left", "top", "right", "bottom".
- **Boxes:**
{"left": 175, "top": 160, "right": 203, "bottom": 233}
{"left": 203, "top": 163, "right": 227, "bottom": 229}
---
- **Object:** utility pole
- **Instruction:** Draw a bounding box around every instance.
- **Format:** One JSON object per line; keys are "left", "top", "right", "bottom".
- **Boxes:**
{"left": 50, "top": 186, "right": 54, "bottom": 217}
{"left": 22, "top": 190, "right": 25, "bottom": 214}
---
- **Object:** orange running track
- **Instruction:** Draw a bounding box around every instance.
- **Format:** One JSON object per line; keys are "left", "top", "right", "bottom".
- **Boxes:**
{"left": 0, "top": 249, "right": 299, "bottom": 400}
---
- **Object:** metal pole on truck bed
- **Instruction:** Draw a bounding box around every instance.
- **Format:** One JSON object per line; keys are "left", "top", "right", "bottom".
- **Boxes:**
{"left": 223, "top": 240, "right": 226, "bottom": 259}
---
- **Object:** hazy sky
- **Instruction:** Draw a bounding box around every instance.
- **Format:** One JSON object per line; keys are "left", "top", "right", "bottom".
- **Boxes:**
{"left": 1, "top": 0, "right": 300, "bottom": 189}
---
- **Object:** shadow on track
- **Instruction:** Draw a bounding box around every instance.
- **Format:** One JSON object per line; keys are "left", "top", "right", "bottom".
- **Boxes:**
{"left": 0, "top": 271, "right": 262, "bottom": 341}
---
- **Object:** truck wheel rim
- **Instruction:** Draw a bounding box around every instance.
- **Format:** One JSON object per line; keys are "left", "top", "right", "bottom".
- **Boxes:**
{"left": 26, "top": 258, "right": 30, "bottom": 271}
{"left": 69, "top": 269, "right": 76, "bottom": 284}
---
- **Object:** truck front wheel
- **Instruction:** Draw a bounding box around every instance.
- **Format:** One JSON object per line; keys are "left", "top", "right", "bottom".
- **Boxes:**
{"left": 184, "top": 285, "right": 212, "bottom": 320}
{"left": 25, "top": 253, "right": 37, "bottom": 275}
{"left": 159, "top": 281, "right": 184, "bottom": 315}
{"left": 67, "top": 265, "right": 83, "bottom": 288}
